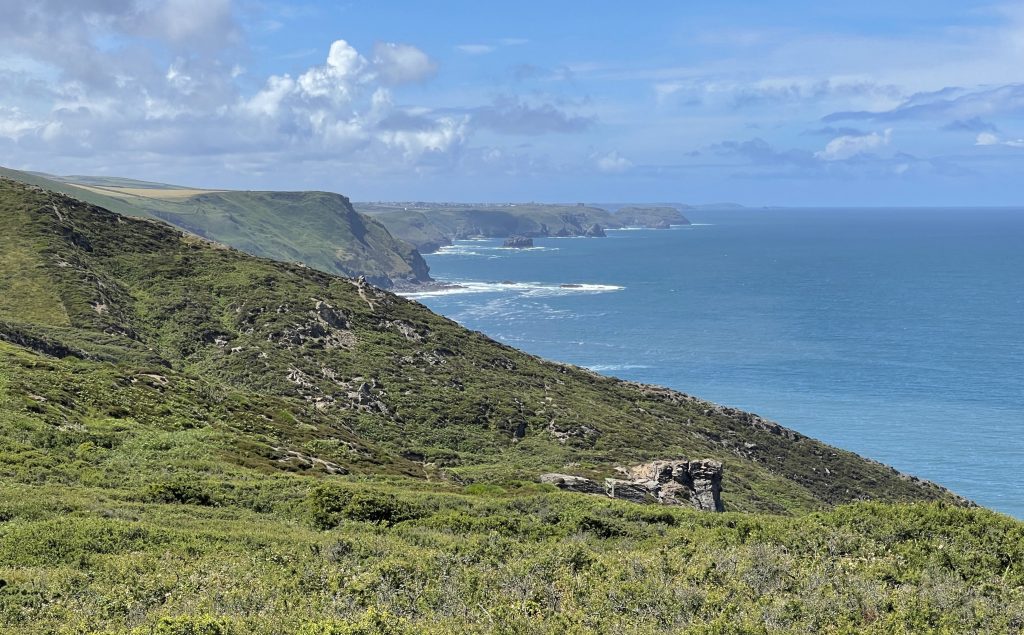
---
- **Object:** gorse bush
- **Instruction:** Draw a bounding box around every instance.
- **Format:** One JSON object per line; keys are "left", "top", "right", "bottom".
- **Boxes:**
{"left": 143, "top": 477, "right": 217, "bottom": 506}
{"left": 309, "top": 484, "right": 423, "bottom": 529}
{"left": 151, "top": 615, "right": 232, "bottom": 635}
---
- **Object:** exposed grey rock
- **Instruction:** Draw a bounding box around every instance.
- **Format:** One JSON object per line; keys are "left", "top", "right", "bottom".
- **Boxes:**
{"left": 619, "top": 459, "right": 724, "bottom": 511}
{"left": 503, "top": 236, "right": 534, "bottom": 248}
{"left": 689, "top": 459, "right": 724, "bottom": 512}
{"left": 269, "top": 299, "right": 355, "bottom": 350}
{"left": 540, "top": 458, "right": 724, "bottom": 511}
{"left": 583, "top": 223, "right": 606, "bottom": 237}
{"left": 540, "top": 473, "right": 606, "bottom": 495}
{"left": 604, "top": 478, "right": 654, "bottom": 503}
{"left": 547, "top": 420, "right": 601, "bottom": 446}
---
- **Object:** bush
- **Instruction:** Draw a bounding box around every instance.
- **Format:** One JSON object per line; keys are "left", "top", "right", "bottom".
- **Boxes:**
{"left": 142, "top": 478, "right": 216, "bottom": 506}
{"left": 150, "top": 615, "right": 232, "bottom": 635}
{"left": 298, "top": 609, "right": 410, "bottom": 635}
{"left": 309, "top": 485, "right": 420, "bottom": 529}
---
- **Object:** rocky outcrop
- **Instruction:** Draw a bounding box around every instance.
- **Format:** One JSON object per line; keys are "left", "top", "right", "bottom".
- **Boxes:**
{"left": 503, "top": 236, "right": 534, "bottom": 248}
{"left": 583, "top": 223, "right": 606, "bottom": 237}
{"left": 604, "top": 478, "right": 655, "bottom": 503}
{"left": 618, "top": 459, "right": 724, "bottom": 512}
{"left": 540, "top": 473, "right": 606, "bottom": 495}
{"left": 540, "top": 459, "right": 724, "bottom": 511}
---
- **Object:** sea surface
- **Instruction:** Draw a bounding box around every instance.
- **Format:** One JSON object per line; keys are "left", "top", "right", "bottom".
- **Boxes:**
{"left": 403, "top": 208, "right": 1024, "bottom": 517}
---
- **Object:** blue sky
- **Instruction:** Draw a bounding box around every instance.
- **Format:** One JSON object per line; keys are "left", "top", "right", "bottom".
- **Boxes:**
{"left": 1, "top": 1, "right": 1023, "bottom": 205}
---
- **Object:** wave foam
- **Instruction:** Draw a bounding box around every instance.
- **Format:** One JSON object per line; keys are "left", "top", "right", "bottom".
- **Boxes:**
{"left": 399, "top": 280, "right": 624, "bottom": 300}
{"left": 585, "top": 363, "right": 652, "bottom": 372}
{"left": 431, "top": 243, "right": 560, "bottom": 257}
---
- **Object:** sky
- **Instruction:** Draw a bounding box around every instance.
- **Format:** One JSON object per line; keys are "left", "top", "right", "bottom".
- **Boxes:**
{"left": 1, "top": 1, "right": 1023, "bottom": 205}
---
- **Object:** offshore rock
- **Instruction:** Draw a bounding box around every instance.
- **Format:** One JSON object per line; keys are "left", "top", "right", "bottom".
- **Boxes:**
{"left": 503, "top": 236, "right": 534, "bottom": 248}
{"left": 583, "top": 223, "right": 606, "bottom": 237}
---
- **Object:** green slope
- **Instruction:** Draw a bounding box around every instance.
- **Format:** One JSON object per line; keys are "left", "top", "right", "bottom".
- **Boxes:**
{"left": 1, "top": 178, "right": 1022, "bottom": 633}
{"left": 0, "top": 167, "right": 431, "bottom": 288}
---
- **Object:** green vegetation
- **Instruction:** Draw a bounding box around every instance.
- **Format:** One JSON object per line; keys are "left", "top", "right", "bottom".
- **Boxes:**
{"left": 0, "top": 167, "right": 430, "bottom": 288}
{"left": 0, "top": 177, "right": 1021, "bottom": 633}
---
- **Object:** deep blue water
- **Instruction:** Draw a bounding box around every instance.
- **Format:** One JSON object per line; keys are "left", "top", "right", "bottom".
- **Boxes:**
{"left": 404, "top": 209, "right": 1024, "bottom": 517}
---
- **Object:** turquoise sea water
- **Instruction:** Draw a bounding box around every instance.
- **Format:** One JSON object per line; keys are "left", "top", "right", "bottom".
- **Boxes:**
{"left": 405, "top": 208, "right": 1024, "bottom": 517}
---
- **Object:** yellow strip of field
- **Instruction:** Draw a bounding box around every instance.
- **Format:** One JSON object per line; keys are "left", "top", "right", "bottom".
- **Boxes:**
{"left": 71, "top": 184, "right": 223, "bottom": 200}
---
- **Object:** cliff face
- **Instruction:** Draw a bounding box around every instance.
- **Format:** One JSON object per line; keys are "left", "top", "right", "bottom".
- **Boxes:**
{"left": 0, "top": 167, "right": 431, "bottom": 288}
{"left": 357, "top": 203, "right": 689, "bottom": 252}
{"left": 615, "top": 206, "right": 691, "bottom": 227}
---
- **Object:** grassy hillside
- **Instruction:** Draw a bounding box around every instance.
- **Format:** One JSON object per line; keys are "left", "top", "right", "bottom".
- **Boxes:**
{"left": 0, "top": 167, "right": 430, "bottom": 288}
{"left": 356, "top": 202, "right": 690, "bottom": 252}
{"left": 1, "top": 178, "right": 1021, "bottom": 633}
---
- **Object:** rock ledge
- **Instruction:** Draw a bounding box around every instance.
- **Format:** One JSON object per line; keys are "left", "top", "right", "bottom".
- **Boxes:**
{"left": 541, "top": 459, "right": 724, "bottom": 512}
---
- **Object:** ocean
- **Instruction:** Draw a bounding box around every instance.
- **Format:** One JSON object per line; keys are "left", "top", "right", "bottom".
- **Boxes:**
{"left": 403, "top": 208, "right": 1024, "bottom": 517}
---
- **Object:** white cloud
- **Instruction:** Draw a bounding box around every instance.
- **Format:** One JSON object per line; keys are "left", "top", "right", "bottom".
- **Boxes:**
{"left": 0, "top": 107, "right": 41, "bottom": 140}
{"left": 595, "top": 150, "right": 632, "bottom": 173}
{"left": 242, "top": 74, "right": 295, "bottom": 118}
{"left": 975, "top": 131, "right": 1024, "bottom": 148}
{"left": 815, "top": 129, "right": 892, "bottom": 161}
{"left": 146, "top": 0, "right": 238, "bottom": 49}
{"left": 372, "top": 42, "right": 436, "bottom": 84}
{"left": 976, "top": 132, "right": 1000, "bottom": 146}
{"left": 294, "top": 40, "right": 368, "bottom": 101}
{"left": 378, "top": 116, "right": 468, "bottom": 158}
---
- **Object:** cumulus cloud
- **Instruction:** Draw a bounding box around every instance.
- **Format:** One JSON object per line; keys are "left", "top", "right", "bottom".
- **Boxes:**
{"left": 0, "top": 7, "right": 462, "bottom": 178}
{"left": 976, "top": 132, "right": 1000, "bottom": 146}
{"left": 595, "top": 151, "right": 632, "bottom": 173}
{"left": 239, "top": 40, "right": 459, "bottom": 157}
{"left": 372, "top": 42, "right": 437, "bottom": 84}
{"left": 815, "top": 129, "right": 892, "bottom": 161}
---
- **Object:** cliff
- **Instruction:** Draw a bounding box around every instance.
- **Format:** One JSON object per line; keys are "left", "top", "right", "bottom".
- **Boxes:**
{"left": 0, "top": 167, "right": 431, "bottom": 288}
{"left": 357, "top": 202, "right": 688, "bottom": 252}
